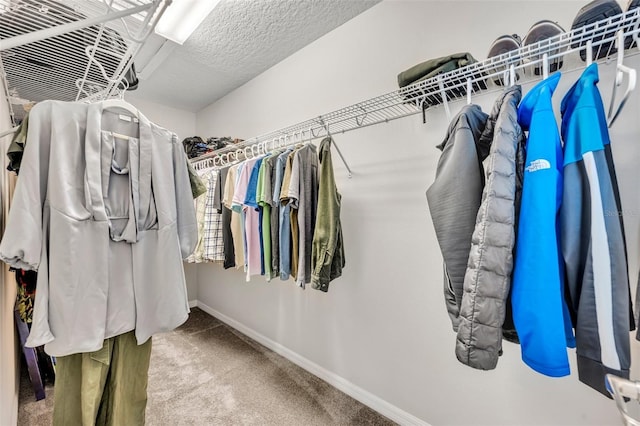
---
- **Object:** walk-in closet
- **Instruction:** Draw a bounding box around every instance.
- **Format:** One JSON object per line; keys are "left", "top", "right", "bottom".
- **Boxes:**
{"left": 2, "top": 1, "right": 640, "bottom": 425}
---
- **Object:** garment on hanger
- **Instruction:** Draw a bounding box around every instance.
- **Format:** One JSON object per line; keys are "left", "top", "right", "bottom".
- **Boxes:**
{"left": 274, "top": 148, "right": 294, "bottom": 280}
{"left": 512, "top": 72, "right": 575, "bottom": 378}
{"left": 212, "top": 166, "right": 236, "bottom": 268}
{"left": 257, "top": 153, "right": 277, "bottom": 280}
{"left": 203, "top": 169, "right": 224, "bottom": 262}
{"left": 280, "top": 149, "right": 300, "bottom": 280}
{"left": 233, "top": 157, "right": 262, "bottom": 279}
{"left": 285, "top": 144, "right": 319, "bottom": 288}
{"left": 427, "top": 104, "right": 489, "bottom": 332}
{"left": 6, "top": 111, "right": 29, "bottom": 174}
{"left": 187, "top": 172, "right": 210, "bottom": 263}
{"left": 0, "top": 100, "right": 197, "bottom": 357}
{"left": 311, "top": 137, "right": 345, "bottom": 292}
{"left": 455, "top": 85, "right": 524, "bottom": 371}
{"left": 223, "top": 164, "right": 244, "bottom": 269}
{"left": 559, "top": 63, "right": 634, "bottom": 396}
{"left": 268, "top": 153, "right": 280, "bottom": 278}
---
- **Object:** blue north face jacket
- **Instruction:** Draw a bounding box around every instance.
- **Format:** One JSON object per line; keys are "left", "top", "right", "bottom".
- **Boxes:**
{"left": 512, "top": 72, "right": 575, "bottom": 378}
{"left": 560, "top": 63, "right": 633, "bottom": 396}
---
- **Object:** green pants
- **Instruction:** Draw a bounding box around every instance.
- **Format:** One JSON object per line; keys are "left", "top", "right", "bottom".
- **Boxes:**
{"left": 53, "top": 331, "right": 152, "bottom": 426}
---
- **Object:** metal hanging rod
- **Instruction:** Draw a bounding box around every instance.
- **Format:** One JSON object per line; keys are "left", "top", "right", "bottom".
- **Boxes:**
{"left": 192, "top": 7, "right": 640, "bottom": 172}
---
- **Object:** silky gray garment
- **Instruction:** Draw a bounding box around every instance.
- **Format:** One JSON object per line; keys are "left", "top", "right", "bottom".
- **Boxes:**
{"left": 0, "top": 100, "right": 197, "bottom": 357}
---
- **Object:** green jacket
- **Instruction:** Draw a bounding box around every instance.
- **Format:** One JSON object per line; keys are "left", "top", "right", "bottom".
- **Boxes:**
{"left": 311, "top": 137, "right": 345, "bottom": 292}
{"left": 397, "top": 52, "right": 478, "bottom": 88}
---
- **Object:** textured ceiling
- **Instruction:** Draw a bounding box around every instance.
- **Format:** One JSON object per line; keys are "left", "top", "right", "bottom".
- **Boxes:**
{"left": 131, "top": 0, "right": 381, "bottom": 112}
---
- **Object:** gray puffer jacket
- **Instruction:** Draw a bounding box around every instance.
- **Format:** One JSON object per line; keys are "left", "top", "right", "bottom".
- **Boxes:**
{"left": 455, "top": 85, "right": 523, "bottom": 370}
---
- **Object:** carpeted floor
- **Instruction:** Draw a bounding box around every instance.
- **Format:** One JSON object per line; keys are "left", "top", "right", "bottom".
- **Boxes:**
{"left": 18, "top": 308, "right": 395, "bottom": 425}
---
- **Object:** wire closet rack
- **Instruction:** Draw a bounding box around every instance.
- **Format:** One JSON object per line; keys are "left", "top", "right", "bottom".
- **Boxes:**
{"left": 0, "top": 0, "right": 169, "bottom": 124}
{"left": 192, "top": 6, "right": 640, "bottom": 172}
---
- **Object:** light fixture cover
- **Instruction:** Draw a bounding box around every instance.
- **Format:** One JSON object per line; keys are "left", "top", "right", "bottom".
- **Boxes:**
{"left": 155, "top": 0, "right": 221, "bottom": 45}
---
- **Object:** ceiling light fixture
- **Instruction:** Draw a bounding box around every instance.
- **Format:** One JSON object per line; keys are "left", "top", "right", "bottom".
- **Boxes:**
{"left": 154, "top": 0, "right": 221, "bottom": 45}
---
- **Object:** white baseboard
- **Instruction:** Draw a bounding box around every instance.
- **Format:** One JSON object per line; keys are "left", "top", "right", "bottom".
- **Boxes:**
{"left": 188, "top": 299, "right": 198, "bottom": 309}
{"left": 194, "top": 300, "right": 430, "bottom": 426}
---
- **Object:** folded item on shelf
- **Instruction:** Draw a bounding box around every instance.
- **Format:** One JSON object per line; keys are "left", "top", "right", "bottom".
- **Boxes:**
{"left": 397, "top": 52, "right": 478, "bottom": 88}
{"left": 397, "top": 53, "right": 487, "bottom": 108}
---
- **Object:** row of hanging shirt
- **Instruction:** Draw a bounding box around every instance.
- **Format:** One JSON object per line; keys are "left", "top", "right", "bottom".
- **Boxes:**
{"left": 428, "top": 60, "right": 635, "bottom": 398}
{"left": 189, "top": 137, "right": 345, "bottom": 292}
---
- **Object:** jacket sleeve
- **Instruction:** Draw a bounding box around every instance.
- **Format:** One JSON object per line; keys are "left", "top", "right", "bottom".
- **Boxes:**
{"left": 173, "top": 138, "right": 198, "bottom": 259}
{"left": 0, "top": 102, "right": 51, "bottom": 270}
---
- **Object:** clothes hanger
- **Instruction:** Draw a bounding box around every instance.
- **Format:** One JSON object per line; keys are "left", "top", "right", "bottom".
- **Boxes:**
{"left": 437, "top": 75, "right": 451, "bottom": 121}
{"left": 251, "top": 143, "right": 261, "bottom": 158}
{"left": 586, "top": 39, "right": 593, "bottom": 66}
{"left": 101, "top": 98, "right": 139, "bottom": 119}
{"left": 466, "top": 78, "right": 472, "bottom": 105}
{"left": 608, "top": 30, "right": 636, "bottom": 127}
{"left": 542, "top": 53, "right": 549, "bottom": 80}
{"left": 242, "top": 146, "right": 251, "bottom": 160}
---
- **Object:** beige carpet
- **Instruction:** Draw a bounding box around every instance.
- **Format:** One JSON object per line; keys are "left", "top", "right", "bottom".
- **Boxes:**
{"left": 18, "top": 308, "right": 395, "bottom": 425}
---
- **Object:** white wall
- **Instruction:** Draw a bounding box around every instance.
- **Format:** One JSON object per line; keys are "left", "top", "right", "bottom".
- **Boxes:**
{"left": 125, "top": 95, "right": 199, "bottom": 302}
{"left": 125, "top": 95, "right": 197, "bottom": 141}
{"left": 194, "top": 1, "right": 640, "bottom": 424}
{"left": 0, "top": 84, "right": 19, "bottom": 426}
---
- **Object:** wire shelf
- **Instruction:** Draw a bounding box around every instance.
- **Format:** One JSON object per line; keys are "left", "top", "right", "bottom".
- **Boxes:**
{"left": 0, "top": 0, "right": 167, "bottom": 123}
{"left": 192, "top": 7, "right": 640, "bottom": 167}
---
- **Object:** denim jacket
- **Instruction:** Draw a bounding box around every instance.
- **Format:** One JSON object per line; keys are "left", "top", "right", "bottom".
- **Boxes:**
{"left": 311, "top": 137, "right": 345, "bottom": 291}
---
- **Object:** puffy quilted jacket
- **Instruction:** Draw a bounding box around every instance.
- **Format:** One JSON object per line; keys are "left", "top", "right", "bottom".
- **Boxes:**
{"left": 455, "top": 85, "right": 524, "bottom": 370}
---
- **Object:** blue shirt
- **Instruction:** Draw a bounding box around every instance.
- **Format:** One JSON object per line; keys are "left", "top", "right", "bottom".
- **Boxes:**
{"left": 274, "top": 150, "right": 293, "bottom": 280}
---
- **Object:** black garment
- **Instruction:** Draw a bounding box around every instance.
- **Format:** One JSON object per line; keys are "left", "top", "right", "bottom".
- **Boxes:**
{"left": 268, "top": 155, "right": 280, "bottom": 277}
{"left": 217, "top": 167, "right": 235, "bottom": 269}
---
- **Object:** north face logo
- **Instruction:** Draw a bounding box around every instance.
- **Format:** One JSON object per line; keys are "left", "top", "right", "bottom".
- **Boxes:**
{"left": 526, "top": 159, "right": 551, "bottom": 173}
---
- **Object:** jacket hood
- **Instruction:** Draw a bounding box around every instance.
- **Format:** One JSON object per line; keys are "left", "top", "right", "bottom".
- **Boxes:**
{"left": 518, "top": 72, "right": 561, "bottom": 131}
{"left": 436, "top": 104, "right": 487, "bottom": 152}
{"left": 477, "top": 85, "right": 522, "bottom": 160}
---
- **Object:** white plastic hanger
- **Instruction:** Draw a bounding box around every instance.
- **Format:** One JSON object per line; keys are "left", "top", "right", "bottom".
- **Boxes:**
{"left": 101, "top": 98, "right": 140, "bottom": 120}
{"left": 586, "top": 39, "right": 593, "bottom": 66}
{"left": 605, "top": 374, "right": 640, "bottom": 426}
{"left": 466, "top": 78, "right": 472, "bottom": 105}
{"left": 542, "top": 53, "right": 549, "bottom": 80}
{"left": 608, "top": 30, "right": 636, "bottom": 127}
{"left": 437, "top": 75, "right": 451, "bottom": 121}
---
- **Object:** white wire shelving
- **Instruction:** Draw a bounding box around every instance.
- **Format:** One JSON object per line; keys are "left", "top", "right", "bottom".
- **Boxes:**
{"left": 0, "top": 0, "right": 170, "bottom": 123}
{"left": 192, "top": 7, "right": 640, "bottom": 172}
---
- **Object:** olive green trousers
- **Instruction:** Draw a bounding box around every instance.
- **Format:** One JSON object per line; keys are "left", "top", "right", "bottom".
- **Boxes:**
{"left": 52, "top": 331, "right": 152, "bottom": 426}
